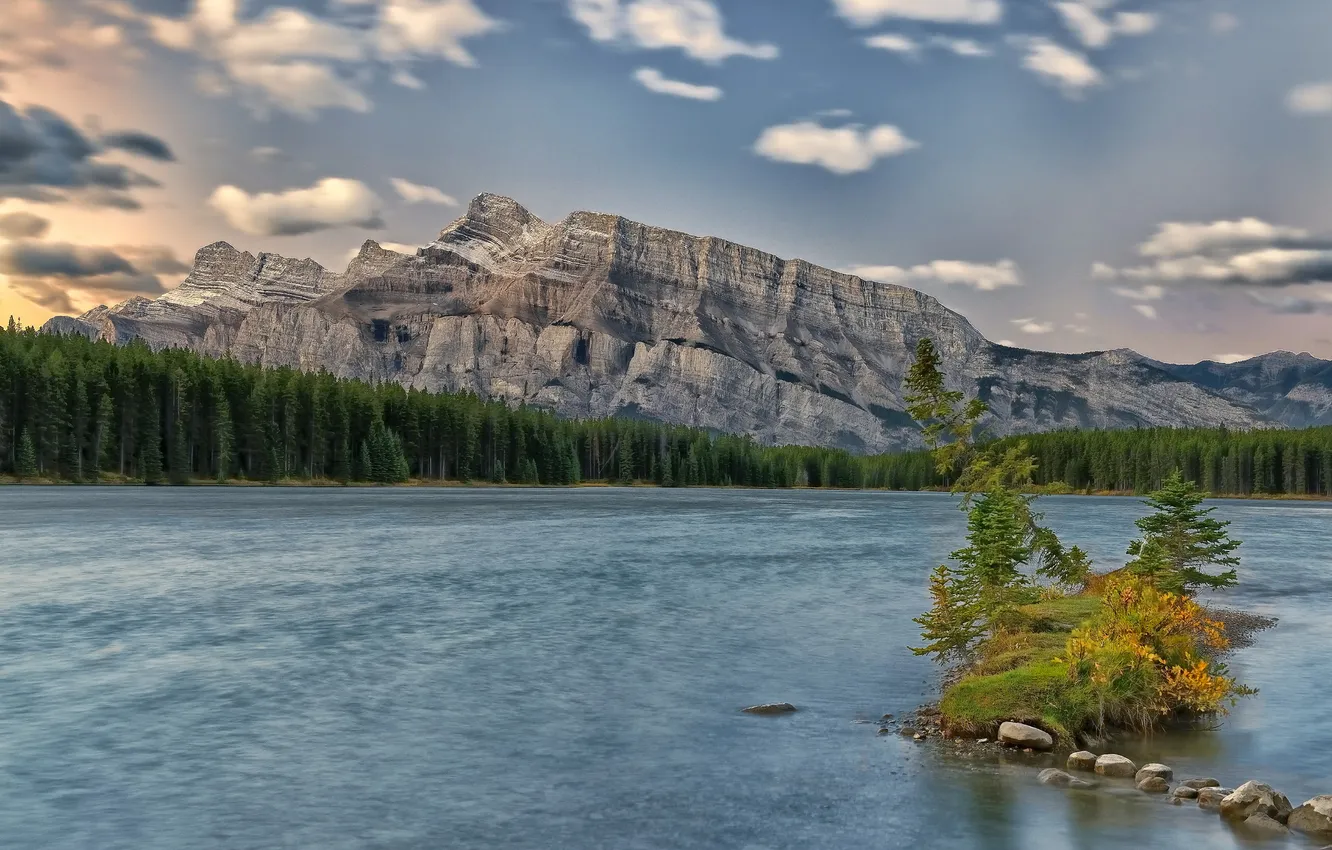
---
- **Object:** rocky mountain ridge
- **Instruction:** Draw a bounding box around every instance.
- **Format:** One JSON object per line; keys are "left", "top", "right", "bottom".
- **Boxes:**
{"left": 40, "top": 193, "right": 1306, "bottom": 452}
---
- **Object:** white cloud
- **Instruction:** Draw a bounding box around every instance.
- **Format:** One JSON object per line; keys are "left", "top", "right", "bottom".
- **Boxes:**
{"left": 632, "top": 67, "right": 722, "bottom": 100}
{"left": 1064, "top": 323, "right": 1090, "bottom": 333}
{"left": 1015, "top": 37, "right": 1102, "bottom": 96}
{"left": 865, "top": 33, "right": 918, "bottom": 55}
{"left": 391, "top": 68, "right": 425, "bottom": 89}
{"left": 753, "top": 122, "right": 918, "bottom": 174}
{"left": 1212, "top": 353, "right": 1253, "bottom": 364}
{"left": 1139, "top": 218, "right": 1309, "bottom": 258}
{"left": 1209, "top": 12, "right": 1238, "bottom": 34}
{"left": 849, "top": 259, "right": 1020, "bottom": 291}
{"left": 1132, "top": 304, "right": 1158, "bottom": 319}
{"left": 571, "top": 0, "right": 778, "bottom": 63}
{"left": 931, "top": 37, "right": 991, "bottom": 57}
{"left": 208, "top": 177, "right": 385, "bottom": 236}
{"left": 1011, "top": 317, "right": 1054, "bottom": 334}
{"left": 997, "top": 339, "right": 1017, "bottom": 346}
{"left": 249, "top": 145, "right": 284, "bottom": 162}
{"left": 227, "top": 60, "right": 370, "bottom": 117}
{"left": 831, "top": 0, "right": 1003, "bottom": 26}
{"left": 1111, "top": 283, "right": 1164, "bottom": 300}
{"left": 1090, "top": 261, "right": 1118, "bottom": 280}
{"left": 1286, "top": 82, "right": 1332, "bottom": 116}
{"left": 376, "top": 0, "right": 502, "bottom": 66}
{"left": 1053, "top": 2, "right": 1157, "bottom": 50}
{"left": 390, "top": 177, "right": 457, "bottom": 205}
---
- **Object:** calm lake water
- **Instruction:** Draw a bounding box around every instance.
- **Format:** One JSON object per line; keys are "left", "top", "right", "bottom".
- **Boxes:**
{"left": 0, "top": 488, "right": 1328, "bottom": 849}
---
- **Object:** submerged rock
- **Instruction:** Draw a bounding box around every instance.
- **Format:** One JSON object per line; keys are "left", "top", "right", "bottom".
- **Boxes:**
{"left": 1243, "top": 813, "right": 1290, "bottom": 835}
{"left": 1067, "top": 751, "right": 1097, "bottom": 772}
{"left": 998, "top": 722, "right": 1053, "bottom": 751}
{"left": 1198, "top": 787, "right": 1233, "bottom": 811}
{"left": 1137, "top": 776, "right": 1171, "bottom": 794}
{"left": 1289, "top": 796, "right": 1332, "bottom": 838}
{"left": 741, "top": 703, "right": 797, "bottom": 715}
{"left": 1094, "top": 754, "right": 1138, "bottom": 778}
{"left": 1039, "top": 768, "right": 1097, "bottom": 790}
{"left": 1135, "top": 763, "right": 1173, "bottom": 783}
{"left": 1172, "top": 786, "right": 1200, "bottom": 800}
{"left": 1180, "top": 778, "right": 1221, "bottom": 790}
{"left": 1221, "top": 781, "right": 1294, "bottom": 823}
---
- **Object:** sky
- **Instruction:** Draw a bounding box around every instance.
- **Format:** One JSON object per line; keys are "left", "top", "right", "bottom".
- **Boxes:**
{"left": 1, "top": 0, "right": 1330, "bottom": 364}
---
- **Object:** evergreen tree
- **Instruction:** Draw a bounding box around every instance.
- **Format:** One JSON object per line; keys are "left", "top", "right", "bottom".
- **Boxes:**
{"left": 169, "top": 417, "right": 191, "bottom": 484}
{"left": 357, "top": 440, "right": 372, "bottom": 482}
{"left": 1126, "top": 470, "right": 1241, "bottom": 594}
{"left": 92, "top": 393, "right": 114, "bottom": 477}
{"left": 214, "top": 395, "right": 234, "bottom": 482}
{"left": 911, "top": 565, "right": 984, "bottom": 664}
{"left": 618, "top": 436, "right": 635, "bottom": 484}
{"left": 139, "top": 391, "right": 163, "bottom": 484}
{"left": 15, "top": 428, "right": 37, "bottom": 478}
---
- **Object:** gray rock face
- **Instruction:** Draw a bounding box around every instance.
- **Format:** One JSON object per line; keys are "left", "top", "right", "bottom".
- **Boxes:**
{"left": 1095, "top": 754, "right": 1137, "bottom": 778}
{"left": 998, "top": 722, "right": 1054, "bottom": 751}
{"left": 1289, "top": 796, "right": 1332, "bottom": 838}
{"left": 1220, "top": 781, "right": 1294, "bottom": 823}
{"left": 40, "top": 194, "right": 1283, "bottom": 452}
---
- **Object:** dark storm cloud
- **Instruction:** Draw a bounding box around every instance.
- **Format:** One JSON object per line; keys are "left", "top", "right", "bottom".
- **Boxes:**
{"left": 101, "top": 131, "right": 176, "bottom": 162}
{"left": 0, "top": 211, "right": 50, "bottom": 239}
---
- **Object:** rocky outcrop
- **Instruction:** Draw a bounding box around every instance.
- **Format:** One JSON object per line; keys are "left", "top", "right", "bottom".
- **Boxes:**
{"left": 40, "top": 194, "right": 1284, "bottom": 452}
{"left": 1289, "top": 796, "right": 1332, "bottom": 838}
{"left": 998, "top": 721, "right": 1053, "bottom": 750}
{"left": 1094, "top": 754, "right": 1137, "bottom": 778}
{"left": 1220, "top": 781, "right": 1294, "bottom": 823}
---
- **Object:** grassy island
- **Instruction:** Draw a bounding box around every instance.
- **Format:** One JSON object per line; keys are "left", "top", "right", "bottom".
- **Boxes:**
{"left": 903, "top": 339, "right": 1252, "bottom": 745}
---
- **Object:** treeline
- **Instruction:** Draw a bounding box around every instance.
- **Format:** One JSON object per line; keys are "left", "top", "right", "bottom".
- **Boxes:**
{"left": 0, "top": 323, "right": 870, "bottom": 487}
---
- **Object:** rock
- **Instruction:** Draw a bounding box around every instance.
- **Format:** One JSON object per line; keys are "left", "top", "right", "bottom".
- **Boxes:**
{"left": 976, "top": 738, "right": 988, "bottom": 744}
{"left": 1172, "top": 786, "right": 1200, "bottom": 800}
{"left": 1289, "top": 796, "right": 1332, "bottom": 838}
{"left": 1067, "top": 751, "right": 1098, "bottom": 772}
{"left": 1094, "top": 754, "right": 1138, "bottom": 778}
{"left": 913, "top": 733, "right": 926, "bottom": 741}
{"left": 998, "top": 722, "right": 1054, "bottom": 751}
{"left": 40, "top": 194, "right": 1279, "bottom": 455}
{"left": 1198, "top": 787, "right": 1233, "bottom": 811}
{"left": 1135, "top": 763, "right": 1173, "bottom": 783}
{"left": 1181, "top": 778, "right": 1221, "bottom": 790}
{"left": 877, "top": 728, "right": 891, "bottom": 736}
{"left": 1137, "top": 776, "right": 1171, "bottom": 793}
{"left": 1243, "top": 813, "right": 1290, "bottom": 835}
{"left": 1220, "top": 781, "right": 1294, "bottom": 823}
{"left": 741, "top": 703, "right": 797, "bottom": 715}
{"left": 1039, "top": 769, "right": 1097, "bottom": 790}
{"left": 882, "top": 714, "right": 894, "bottom": 720}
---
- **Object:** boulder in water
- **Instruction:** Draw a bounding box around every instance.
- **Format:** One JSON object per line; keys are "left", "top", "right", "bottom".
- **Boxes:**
{"left": 1135, "top": 763, "right": 1173, "bottom": 783}
{"left": 742, "top": 703, "right": 797, "bottom": 715}
{"left": 998, "top": 722, "right": 1053, "bottom": 751}
{"left": 1289, "top": 796, "right": 1332, "bottom": 838}
{"left": 1067, "top": 751, "right": 1097, "bottom": 772}
{"left": 1094, "top": 754, "right": 1137, "bottom": 778}
{"left": 1180, "top": 778, "right": 1221, "bottom": 790}
{"left": 1243, "top": 813, "right": 1290, "bottom": 835}
{"left": 1198, "top": 787, "right": 1233, "bottom": 811}
{"left": 1221, "top": 781, "right": 1294, "bottom": 823}
{"left": 1039, "top": 768, "right": 1097, "bottom": 790}
{"left": 1137, "top": 776, "right": 1170, "bottom": 793}
{"left": 1172, "top": 786, "right": 1200, "bottom": 800}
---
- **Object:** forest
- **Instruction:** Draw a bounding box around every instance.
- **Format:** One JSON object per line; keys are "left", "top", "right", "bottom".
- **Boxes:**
{"left": 4, "top": 320, "right": 1332, "bottom": 496}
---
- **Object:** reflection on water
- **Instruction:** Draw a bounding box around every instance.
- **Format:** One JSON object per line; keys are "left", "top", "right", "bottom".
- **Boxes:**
{"left": 0, "top": 488, "right": 1327, "bottom": 849}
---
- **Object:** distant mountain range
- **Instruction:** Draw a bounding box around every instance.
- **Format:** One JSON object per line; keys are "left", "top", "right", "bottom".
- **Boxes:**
{"left": 40, "top": 194, "right": 1332, "bottom": 452}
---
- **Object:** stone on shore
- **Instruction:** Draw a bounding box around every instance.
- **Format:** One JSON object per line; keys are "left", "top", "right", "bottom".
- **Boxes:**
{"left": 1137, "top": 776, "right": 1170, "bottom": 793}
{"left": 742, "top": 703, "right": 797, "bottom": 715}
{"left": 1135, "top": 764, "right": 1173, "bottom": 783}
{"left": 1094, "top": 754, "right": 1138, "bottom": 778}
{"left": 1067, "top": 751, "right": 1097, "bottom": 772}
{"left": 1243, "top": 813, "right": 1290, "bottom": 835}
{"left": 1181, "top": 778, "right": 1221, "bottom": 790}
{"left": 998, "top": 722, "right": 1053, "bottom": 751}
{"left": 1220, "top": 781, "right": 1294, "bottom": 823}
{"left": 1198, "top": 787, "right": 1233, "bottom": 811}
{"left": 1172, "top": 786, "right": 1200, "bottom": 800}
{"left": 1289, "top": 796, "right": 1332, "bottom": 838}
{"left": 1039, "top": 768, "right": 1097, "bottom": 790}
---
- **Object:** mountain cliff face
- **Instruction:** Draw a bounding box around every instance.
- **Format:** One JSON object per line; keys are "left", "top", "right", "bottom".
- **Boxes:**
{"left": 42, "top": 193, "right": 1276, "bottom": 452}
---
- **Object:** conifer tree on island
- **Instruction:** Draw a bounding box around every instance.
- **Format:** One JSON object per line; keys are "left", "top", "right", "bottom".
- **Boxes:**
{"left": 1125, "top": 470, "right": 1241, "bottom": 595}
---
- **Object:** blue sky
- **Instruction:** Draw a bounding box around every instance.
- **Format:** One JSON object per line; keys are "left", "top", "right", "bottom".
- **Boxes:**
{"left": 1, "top": 0, "right": 1331, "bottom": 363}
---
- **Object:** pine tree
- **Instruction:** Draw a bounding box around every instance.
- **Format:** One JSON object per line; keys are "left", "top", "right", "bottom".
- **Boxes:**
{"left": 92, "top": 393, "right": 114, "bottom": 478}
{"left": 139, "top": 391, "right": 163, "bottom": 484}
{"left": 15, "top": 428, "right": 38, "bottom": 479}
{"left": 214, "top": 395, "right": 234, "bottom": 482}
{"left": 910, "top": 565, "right": 984, "bottom": 664}
{"left": 169, "top": 418, "right": 191, "bottom": 484}
{"left": 1126, "top": 469, "right": 1240, "bottom": 594}
{"left": 618, "top": 436, "right": 635, "bottom": 484}
{"left": 357, "top": 440, "right": 372, "bottom": 482}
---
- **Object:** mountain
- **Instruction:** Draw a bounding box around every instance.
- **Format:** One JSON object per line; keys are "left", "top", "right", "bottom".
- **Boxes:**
{"left": 1146, "top": 352, "right": 1332, "bottom": 428}
{"left": 41, "top": 193, "right": 1277, "bottom": 452}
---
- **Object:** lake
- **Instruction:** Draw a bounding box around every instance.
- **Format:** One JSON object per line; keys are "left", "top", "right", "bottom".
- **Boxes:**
{"left": 0, "top": 488, "right": 1327, "bottom": 849}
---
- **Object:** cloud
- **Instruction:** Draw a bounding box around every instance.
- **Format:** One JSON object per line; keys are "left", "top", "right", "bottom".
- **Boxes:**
{"left": 1110, "top": 283, "right": 1163, "bottom": 300}
{"left": 1010, "top": 316, "right": 1054, "bottom": 334}
{"left": 0, "top": 240, "right": 185, "bottom": 313}
{"left": 865, "top": 34, "right": 918, "bottom": 55}
{"left": 344, "top": 241, "right": 420, "bottom": 263}
{"left": 848, "top": 259, "right": 1020, "bottom": 291}
{"left": 0, "top": 211, "right": 50, "bottom": 239}
{"left": 1138, "top": 218, "right": 1309, "bottom": 257}
{"left": 1286, "top": 82, "right": 1332, "bottom": 116}
{"left": 1245, "top": 289, "right": 1332, "bottom": 315}
{"left": 570, "top": 0, "right": 778, "bottom": 63}
{"left": 831, "top": 0, "right": 1002, "bottom": 26}
{"left": 931, "top": 36, "right": 991, "bottom": 57}
{"left": 1210, "top": 12, "right": 1238, "bottom": 34}
{"left": 390, "top": 177, "right": 458, "bottom": 205}
{"left": 99, "top": 131, "right": 175, "bottom": 162}
{"left": 0, "top": 97, "right": 169, "bottom": 207}
{"left": 1132, "top": 304, "right": 1158, "bottom": 319}
{"left": 997, "top": 339, "right": 1016, "bottom": 346}
{"left": 391, "top": 67, "right": 425, "bottom": 89}
{"left": 208, "top": 177, "right": 385, "bottom": 236}
{"left": 632, "top": 67, "right": 722, "bottom": 100}
{"left": 867, "top": 33, "right": 991, "bottom": 58}
{"left": 1053, "top": 3, "right": 1158, "bottom": 50}
{"left": 1014, "top": 37, "right": 1102, "bottom": 96}
{"left": 144, "top": 0, "right": 500, "bottom": 117}
{"left": 753, "top": 121, "right": 918, "bottom": 174}
{"left": 1211, "top": 353, "right": 1253, "bottom": 364}
{"left": 249, "top": 145, "right": 284, "bottom": 162}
